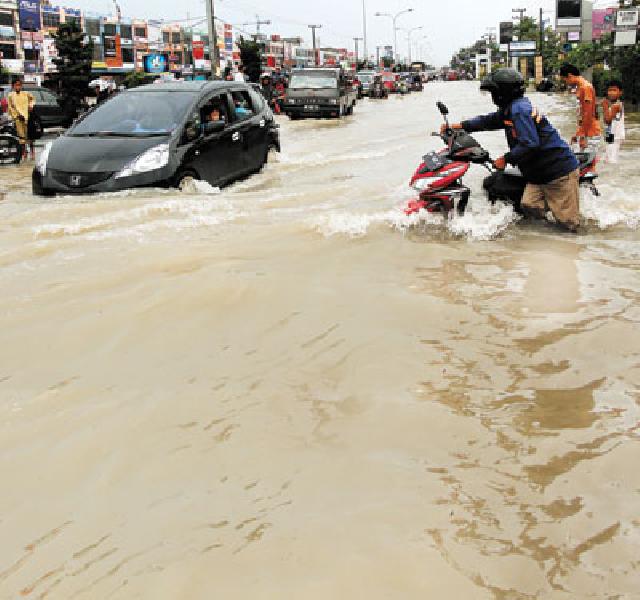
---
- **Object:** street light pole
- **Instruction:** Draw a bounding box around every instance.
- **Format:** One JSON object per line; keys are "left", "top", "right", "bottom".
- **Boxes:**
{"left": 308, "top": 24, "right": 322, "bottom": 66}
{"left": 403, "top": 26, "right": 423, "bottom": 65}
{"left": 353, "top": 37, "right": 363, "bottom": 68}
{"left": 362, "top": 0, "right": 368, "bottom": 67}
{"left": 375, "top": 8, "right": 414, "bottom": 65}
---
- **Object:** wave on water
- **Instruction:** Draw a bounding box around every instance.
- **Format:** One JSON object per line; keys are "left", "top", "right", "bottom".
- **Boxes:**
{"left": 312, "top": 198, "right": 521, "bottom": 241}
{"left": 582, "top": 185, "right": 640, "bottom": 230}
{"left": 32, "top": 196, "right": 237, "bottom": 240}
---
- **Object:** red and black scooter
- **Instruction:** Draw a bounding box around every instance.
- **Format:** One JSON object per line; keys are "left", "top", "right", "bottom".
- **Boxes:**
{"left": 405, "top": 102, "right": 600, "bottom": 216}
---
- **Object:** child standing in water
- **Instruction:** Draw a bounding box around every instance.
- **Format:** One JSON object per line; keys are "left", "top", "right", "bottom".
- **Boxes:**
{"left": 602, "top": 80, "right": 626, "bottom": 164}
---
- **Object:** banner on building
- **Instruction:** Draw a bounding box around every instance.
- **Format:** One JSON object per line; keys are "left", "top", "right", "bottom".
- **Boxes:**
{"left": 103, "top": 34, "right": 123, "bottom": 67}
{"left": 617, "top": 9, "right": 639, "bottom": 29}
{"left": 592, "top": 8, "right": 616, "bottom": 40}
{"left": 193, "top": 40, "right": 204, "bottom": 60}
{"left": 19, "top": 0, "right": 41, "bottom": 32}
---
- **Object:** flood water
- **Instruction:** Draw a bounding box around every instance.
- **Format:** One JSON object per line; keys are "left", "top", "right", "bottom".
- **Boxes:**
{"left": 1, "top": 81, "right": 639, "bottom": 599}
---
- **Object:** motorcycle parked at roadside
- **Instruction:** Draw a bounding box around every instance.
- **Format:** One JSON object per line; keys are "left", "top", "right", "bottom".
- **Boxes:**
{"left": 0, "top": 115, "right": 22, "bottom": 165}
{"left": 405, "top": 102, "right": 599, "bottom": 216}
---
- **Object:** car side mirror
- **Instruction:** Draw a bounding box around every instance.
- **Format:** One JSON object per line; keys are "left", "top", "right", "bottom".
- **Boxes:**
{"left": 184, "top": 122, "right": 201, "bottom": 142}
{"left": 437, "top": 101, "right": 449, "bottom": 116}
{"left": 203, "top": 120, "right": 225, "bottom": 135}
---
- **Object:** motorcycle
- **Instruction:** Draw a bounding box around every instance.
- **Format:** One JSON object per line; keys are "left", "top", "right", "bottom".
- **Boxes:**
{"left": 0, "top": 115, "right": 22, "bottom": 165}
{"left": 405, "top": 102, "right": 599, "bottom": 216}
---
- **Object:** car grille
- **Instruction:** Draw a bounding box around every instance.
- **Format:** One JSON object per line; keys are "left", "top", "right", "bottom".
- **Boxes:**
{"left": 50, "top": 170, "right": 113, "bottom": 189}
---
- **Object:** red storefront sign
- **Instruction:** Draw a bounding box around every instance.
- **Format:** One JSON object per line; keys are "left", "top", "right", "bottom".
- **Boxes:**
{"left": 193, "top": 40, "right": 205, "bottom": 60}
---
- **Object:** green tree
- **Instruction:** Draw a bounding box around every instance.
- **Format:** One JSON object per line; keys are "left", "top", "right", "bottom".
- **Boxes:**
{"left": 123, "top": 71, "right": 154, "bottom": 89}
{"left": 51, "top": 21, "right": 93, "bottom": 116}
{"left": 238, "top": 37, "right": 262, "bottom": 83}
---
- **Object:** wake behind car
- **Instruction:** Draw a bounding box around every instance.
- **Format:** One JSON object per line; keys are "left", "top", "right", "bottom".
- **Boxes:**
{"left": 282, "top": 68, "right": 357, "bottom": 119}
{"left": 32, "top": 81, "right": 280, "bottom": 196}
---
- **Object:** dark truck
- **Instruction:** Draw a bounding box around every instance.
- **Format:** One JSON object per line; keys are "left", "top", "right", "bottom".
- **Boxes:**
{"left": 282, "top": 68, "right": 357, "bottom": 120}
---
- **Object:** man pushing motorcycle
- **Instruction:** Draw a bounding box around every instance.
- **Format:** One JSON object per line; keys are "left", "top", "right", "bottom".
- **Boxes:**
{"left": 442, "top": 69, "right": 580, "bottom": 232}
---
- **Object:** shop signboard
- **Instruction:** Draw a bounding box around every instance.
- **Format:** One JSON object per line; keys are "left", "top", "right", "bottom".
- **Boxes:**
{"left": 18, "top": 0, "right": 40, "bottom": 32}
{"left": 509, "top": 40, "right": 536, "bottom": 57}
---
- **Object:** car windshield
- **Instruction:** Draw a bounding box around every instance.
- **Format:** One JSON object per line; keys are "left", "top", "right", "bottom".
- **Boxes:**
{"left": 71, "top": 91, "right": 195, "bottom": 136}
{"left": 289, "top": 74, "right": 338, "bottom": 90}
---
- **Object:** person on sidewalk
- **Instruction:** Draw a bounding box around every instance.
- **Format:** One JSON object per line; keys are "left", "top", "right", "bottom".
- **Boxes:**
{"left": 443, "top": 69, "right": 581, "bottom": 232}
{"left": 559, "top": 64, "right": 602, "bottom": 151}
{"left": 7, "top": 79, "right": 35, "bottom": 160}
{"left": 602, "top": 80, "right": 626, "bottom": 164}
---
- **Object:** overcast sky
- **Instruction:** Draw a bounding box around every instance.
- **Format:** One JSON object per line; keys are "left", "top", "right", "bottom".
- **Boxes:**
{"left": 76, "top": 0, "right": 618, "bottom": 65}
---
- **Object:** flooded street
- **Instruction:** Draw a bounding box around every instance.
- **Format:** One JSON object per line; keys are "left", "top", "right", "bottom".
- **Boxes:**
{"left": 1, "top": 81, "right": 640, "bottom": 598}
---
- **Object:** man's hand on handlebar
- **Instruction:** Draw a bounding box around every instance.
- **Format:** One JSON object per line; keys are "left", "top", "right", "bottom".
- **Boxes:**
{"left": 440, "top": 123, "right": 463, "bottom": 136}
{"left": 493, "top": 156, "right": 507, "bottom": 171}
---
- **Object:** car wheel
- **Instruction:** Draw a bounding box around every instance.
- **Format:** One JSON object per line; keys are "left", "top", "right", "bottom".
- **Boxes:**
{"left": 175, "top": 170, "right": 200, "bottom": 191}
{"left": 0, "top": 135, "right": 21, "bottom": 165}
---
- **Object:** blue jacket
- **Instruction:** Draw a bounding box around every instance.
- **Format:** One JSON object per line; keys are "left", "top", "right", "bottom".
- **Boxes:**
{"left": 461, "top": 97, "right": 579, "bottom": 185}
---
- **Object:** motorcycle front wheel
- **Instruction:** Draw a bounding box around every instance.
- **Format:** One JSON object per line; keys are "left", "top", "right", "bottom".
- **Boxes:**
{"left": 0, "top": 135, "right": 22, "bottom": 165}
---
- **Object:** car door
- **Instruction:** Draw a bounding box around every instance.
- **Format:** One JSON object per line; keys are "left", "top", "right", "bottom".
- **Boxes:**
{"left": 187, "top": 91, "right": 245, "bottom": 186}
{"left": 228, "top": 88, "right": 267, "bottom": 173}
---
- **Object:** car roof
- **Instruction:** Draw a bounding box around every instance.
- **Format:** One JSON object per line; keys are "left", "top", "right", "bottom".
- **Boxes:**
{"left": 130, "top": 81, "right": 245, "bottom": 93}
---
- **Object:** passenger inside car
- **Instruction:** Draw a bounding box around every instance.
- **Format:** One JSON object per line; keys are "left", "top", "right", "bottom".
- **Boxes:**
{"left": 200, "top": 98, "right": 227, "bottom": 132}
{"left": 231, "top": 91, "right": 253, "bottom": 120}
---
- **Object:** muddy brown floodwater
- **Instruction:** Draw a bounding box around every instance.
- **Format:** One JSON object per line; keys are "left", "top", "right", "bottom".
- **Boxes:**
{"left": 1, "top": 82, "right": 639, "bottom": 599}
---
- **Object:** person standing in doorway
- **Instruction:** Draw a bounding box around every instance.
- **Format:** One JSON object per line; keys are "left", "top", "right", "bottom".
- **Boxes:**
{"left": 7, "top": 79, "right": 35, "bottom": 160}
{"left": 602, "top": 80, "right": 626, "bottom": 164}
{"left": 559, "top": 64, "right": 602, "bottom": 150}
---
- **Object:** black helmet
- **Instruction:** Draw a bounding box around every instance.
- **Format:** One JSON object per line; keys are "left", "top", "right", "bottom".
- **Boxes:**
{"left": 480, "top": 69, "right": 526, "bottom": 107}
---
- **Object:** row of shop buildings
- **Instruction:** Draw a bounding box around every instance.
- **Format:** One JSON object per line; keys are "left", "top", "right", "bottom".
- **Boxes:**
{"left": 0, "top": 0, "right": 355, "bottom": 82}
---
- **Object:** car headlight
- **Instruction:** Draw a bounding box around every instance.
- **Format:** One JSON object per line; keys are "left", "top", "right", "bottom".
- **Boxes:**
{"left": 115, "top": 143, "right": 170, "bottom": 179}
{"left": 36, "top": 141, "right": 53, "bottom": 176}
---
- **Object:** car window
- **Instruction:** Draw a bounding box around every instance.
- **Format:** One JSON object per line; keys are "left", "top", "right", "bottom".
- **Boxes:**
{"left": 247, "top": 88, "right": 264, "bottom": 112}
{"left": 199, "top": 92, "right": 233, "bottom": 130}
{"left": 230, "top": 90, "right": 255, "bottom": 122}
{"left": 72, "top": 91, "right": 195, "bottom": 136}
{"left": 41, "top": 91, "right": 58, "bottom": 105}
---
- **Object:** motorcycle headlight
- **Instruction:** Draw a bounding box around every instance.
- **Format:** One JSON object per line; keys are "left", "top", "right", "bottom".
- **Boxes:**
{"left": 115, "top": 143, "right": 170, "bottom": 179}
{"left": 412, "top": 176, "right": 440, "bottom": 191}
{"left": 36, "top": 141, "right": 53, "bottom": 176}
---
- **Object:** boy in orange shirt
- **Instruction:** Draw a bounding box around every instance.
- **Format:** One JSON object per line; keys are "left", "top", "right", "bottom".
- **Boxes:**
{"left": 559, "top": 64, "right": 601, "bottom": 150}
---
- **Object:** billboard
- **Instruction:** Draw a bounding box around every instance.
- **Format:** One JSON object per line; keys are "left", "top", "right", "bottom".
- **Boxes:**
{"left": 499, "top": 22, "right": 513, "bottom": 45}
{"left": 557, "top": 0, "right": 581, "bottom": 28}
{"left": 18, "top": 0, "right": 40, "bottom": 32}
{"left": 617, "top": 9, "right": 639, "bottom": 29}
{"left": 592, "top": 8, "right": 616, "bottom": 40}
{"left": 143, "top": 53, "right": 169, "bottom": 73}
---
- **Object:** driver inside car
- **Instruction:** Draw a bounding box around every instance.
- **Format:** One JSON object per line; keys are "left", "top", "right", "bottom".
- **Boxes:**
{"left": 442, "top": 68, "right": 580, "bottom": 232}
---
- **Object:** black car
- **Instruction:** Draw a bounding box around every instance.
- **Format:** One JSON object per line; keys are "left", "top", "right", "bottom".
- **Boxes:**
{"left": 0, "top": 85, "right": 76, "bottom": 135}
{"left": 32, "top": 81, "right": 280, "bottom": 196}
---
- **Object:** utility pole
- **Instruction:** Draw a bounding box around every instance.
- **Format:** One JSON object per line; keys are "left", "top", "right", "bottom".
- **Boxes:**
{"left": 353, "top": 37, "right": 363, "bottom": 68}
{"left": 243, "top": 15, "right": 272, "bottom": 40}
{"left": 376, "top": 45, "right": 381, "bottom": 67}
{"left": 308, "top": 24, "right": 322, "bottom": 66}
{"left": 205, "top": 0, "right": 219, "bottom": 78}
